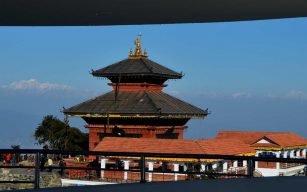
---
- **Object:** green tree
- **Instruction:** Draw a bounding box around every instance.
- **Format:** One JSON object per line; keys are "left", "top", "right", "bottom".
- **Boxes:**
{"left": 34, "top": 115, "right": 88, "bottom": 150}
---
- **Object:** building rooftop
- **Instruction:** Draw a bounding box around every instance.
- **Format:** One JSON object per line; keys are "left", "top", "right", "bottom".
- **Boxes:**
{"left": 92, "top": 36, "right": 182, "bottom": 80}
{"left": 216, "top": 131, "right": 286, "bottom": 144}
{"left": 64, "top": 91, "right": 208, "bottom": 117}
{"left": 251, "top": 133, "right": 307, "bottom": 148}
{"left": 92, "top": 58, "right": 182, "bottom": 79}
{"left": 197, "top": 139, "right": 255, "bottom": 155}
{"left": 94, "top": 137, "right": 254, "bottom": 156}
{"left": 93, "top": 131, "right": 307, "bottom": 159}
{"left": 216, "top": 130, "right": 307, "bottom": 149}
{"left": 94, "top": 137, "right": 204, "bottom": 154}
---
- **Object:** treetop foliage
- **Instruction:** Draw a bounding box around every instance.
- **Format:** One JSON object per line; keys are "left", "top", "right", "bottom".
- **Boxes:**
{"left": 34, "top": 115, "right": 88, "bottom": 151}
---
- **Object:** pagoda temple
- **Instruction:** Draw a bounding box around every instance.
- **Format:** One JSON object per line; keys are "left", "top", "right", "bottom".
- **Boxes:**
{"left": 64, "top": 36, "right": 208, "bottom": 150}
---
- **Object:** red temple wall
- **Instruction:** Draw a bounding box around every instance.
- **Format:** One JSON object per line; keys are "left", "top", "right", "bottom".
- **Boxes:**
{"left": 88, "top": 126, "right": 185, "bottom": 151}
{"left": 65, "top": 160, "right": 90, "bottom": 178}
{"left": 64, "top": 160, "right": 187, "bottom": 182}
{"left": 89, "top": 127, "right": 102, "bottom": 151}
{"left": 110, "top": 83, "right": 166, "bottom": 92}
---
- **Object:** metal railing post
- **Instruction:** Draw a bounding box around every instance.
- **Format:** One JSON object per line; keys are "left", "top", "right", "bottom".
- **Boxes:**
{"left": 34, "top": 152, "right": 40, "bottom": 189}
{"left": 247, "top": 158, "right": 253, "bottom": 178}
{"left": 140, "top": 155, "right": 146, "bottom": 183}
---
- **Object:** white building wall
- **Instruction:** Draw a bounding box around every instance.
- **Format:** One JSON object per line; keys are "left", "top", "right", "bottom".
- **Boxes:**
{"left": 291, "top": 150, "right": 296, "bottom": 158}
{"left": 257, "top": 139, "right": 271, "bottom": 144}
{"left": 255, "top": 149, "right": 306, "bottom": 177}
{"left": 303, "top": 149, "right": 307, "bottom": 158}
{"left": 256, "top": 168, "right": 280, "bottom": 177}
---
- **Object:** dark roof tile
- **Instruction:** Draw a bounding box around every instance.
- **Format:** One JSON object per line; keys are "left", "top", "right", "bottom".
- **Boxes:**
{"left": 92, "top": 58, "right": 182, "bottom": 79}
{"left": 64, "top": 91, "right": 207, "bottom": 117}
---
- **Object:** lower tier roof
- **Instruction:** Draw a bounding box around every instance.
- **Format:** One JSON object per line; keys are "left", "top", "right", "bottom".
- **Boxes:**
{"left": 64, "top": 91, "right": 207, "bottom": 118}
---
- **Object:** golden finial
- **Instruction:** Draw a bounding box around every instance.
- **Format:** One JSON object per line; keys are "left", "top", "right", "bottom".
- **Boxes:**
{"left": 129, "top": 35, "right": 148, "bottom": 59}
{"left": 134, "top": 34, "right": 142, "bottom": 56}
{"left": 129, "top": 48, "right": 133, "bottom": 56}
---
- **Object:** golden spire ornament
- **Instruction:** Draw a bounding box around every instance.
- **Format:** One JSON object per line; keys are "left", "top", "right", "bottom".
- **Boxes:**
{"left": 134, "top": 35, "right": 142, "bottom": 56}
{"left": 129, "top": 48, "right": 133, "bottom": 56}
{"left": 129, "top": 35, "right": 148, "bottom": 59}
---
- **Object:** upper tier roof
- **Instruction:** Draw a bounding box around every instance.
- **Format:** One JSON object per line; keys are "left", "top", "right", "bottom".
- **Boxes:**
{"left": 92, "top": 36, "right": 182, "bottom": 80}
{"left": 91, "top": 58, "right": 182, "bottom": 79}
{"left": 63, "top": 90, "right": 207, "bottom": 118}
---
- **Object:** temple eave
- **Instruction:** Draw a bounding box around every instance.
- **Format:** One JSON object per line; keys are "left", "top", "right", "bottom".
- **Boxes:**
{"left": 85, "top": 124, "right": 188, "bottom": 129}
{"left": 92, "top": 73, "right": 182, "bottom": 79}
{"left": 65, "top": 113, "right": 207, "bottom": 119}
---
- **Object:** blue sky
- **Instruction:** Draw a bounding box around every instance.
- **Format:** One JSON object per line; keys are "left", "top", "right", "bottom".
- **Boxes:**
{"left": 1, "top": 18, "right": 307, "bottom": 148}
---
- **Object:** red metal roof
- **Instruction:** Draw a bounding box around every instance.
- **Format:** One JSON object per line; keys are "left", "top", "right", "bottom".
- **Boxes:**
{"left": 197, "top": 139, "right": 255, "bottom": 155}
{"left": 94, "top": 131, "right": 307, "bottom": 156}
{"left": 94, "top": 137, "right": 254, "bottom": 155}
{"left": 260, "top": 133, "right": 307, "bottom": 147}
{"left": 216, "top": 131, "right": 281, "bottom": 144}
{"left": 94, "top": 137, "right": 203, "bottom": 154}
{"left": 217, "top": 131, "right": 307, "bottom": 148}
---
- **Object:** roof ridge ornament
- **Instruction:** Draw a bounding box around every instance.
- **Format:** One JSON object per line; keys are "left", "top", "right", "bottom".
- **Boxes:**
{"left": 129, "top": 35, "right": 148, "bottom": 59}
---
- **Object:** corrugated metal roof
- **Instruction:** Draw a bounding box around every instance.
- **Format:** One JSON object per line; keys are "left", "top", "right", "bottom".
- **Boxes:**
{"left": 64, "top": 91, "right": 207, "bottom": 117}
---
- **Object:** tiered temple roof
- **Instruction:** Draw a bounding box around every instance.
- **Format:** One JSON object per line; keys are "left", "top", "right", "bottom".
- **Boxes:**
{"left": 91, "top": 58, "right": 182, "bottom": 80}
{"left": 64, "top": 91, "right": 207, "bottom": 117}
{"left": 64, "top": 35, "right": 208, "bottom": 118}
{"left": 64, "top": 36, "right": 208, "bottom": 149}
